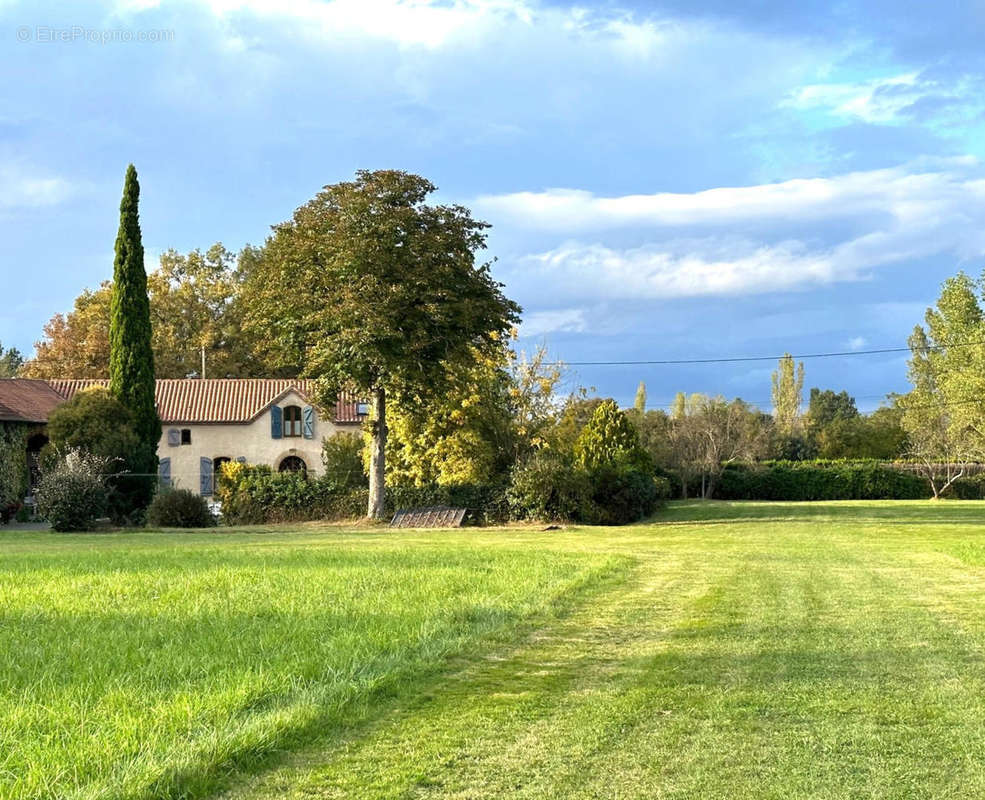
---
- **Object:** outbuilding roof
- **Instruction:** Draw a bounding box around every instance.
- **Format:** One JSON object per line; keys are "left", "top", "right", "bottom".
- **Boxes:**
{"left": 42, "top": 379, "right": 364, "bottom": 425}
{"left": 0, "top": 379, "right": 69, "bottom": 423}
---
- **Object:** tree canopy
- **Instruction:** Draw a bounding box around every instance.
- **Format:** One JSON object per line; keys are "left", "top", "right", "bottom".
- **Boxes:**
{"left": 22, "top": 246, "right": 277, "bottom": 380}
{"left": 243, "top": 169, "right": 521, "bottom": 517}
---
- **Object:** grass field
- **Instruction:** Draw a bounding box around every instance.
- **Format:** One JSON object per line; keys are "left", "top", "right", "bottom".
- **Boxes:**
{"left": 6, "top": 502, "right": 985, "bottom": 798}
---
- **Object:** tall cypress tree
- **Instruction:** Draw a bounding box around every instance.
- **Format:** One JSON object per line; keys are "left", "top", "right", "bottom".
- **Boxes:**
{"left": 109, "top": 164, "right": 160, "bottom": 511}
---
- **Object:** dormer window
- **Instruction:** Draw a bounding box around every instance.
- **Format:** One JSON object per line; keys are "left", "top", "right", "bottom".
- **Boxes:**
{"left": 283, "top": 405, "right": 302, "bottom": 437}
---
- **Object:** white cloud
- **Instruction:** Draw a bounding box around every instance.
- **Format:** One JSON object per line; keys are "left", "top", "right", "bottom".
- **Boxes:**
{"left": 0, "top": 162, "right": 73, "bottom": 210}
{"left": 519, "top": 308, "right": 586, "bottom": 337}
{"left": 784, "top": 73, "right": 925, "bottom": 123}
{"left": 490, "top": 159, "right": 985, "bottom": 300}
{"left": 517, "top": 239, "right": 837, "bottom": 300}
{"left": 475, "top": 158, "right": 985, "bottom": 232}
{"left": 782, "top": 72, "right": 979, "bottom": 125}
{"left": 847, "top": 336, "right": 867, "bottom": 350}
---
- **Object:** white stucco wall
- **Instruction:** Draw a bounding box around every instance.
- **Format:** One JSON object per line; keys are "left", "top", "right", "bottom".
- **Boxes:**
{"left": 156, "top": 390, "right": 356, "bottom": 494}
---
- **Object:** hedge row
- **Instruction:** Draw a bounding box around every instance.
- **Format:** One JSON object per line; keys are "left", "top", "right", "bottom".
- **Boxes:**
{"left": 217, "top": 464, "right": 511, "bottom": 525}
{"left": 216, "top": 461, "right": 665, "bottom": 526}
{"left": 713, "top": 461, "right": 932, "bottom": 501}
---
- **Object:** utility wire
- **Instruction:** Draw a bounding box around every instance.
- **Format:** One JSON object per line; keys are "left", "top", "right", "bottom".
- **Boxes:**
{"left": 548, "top": 338, "right": 985, "bottom": 367}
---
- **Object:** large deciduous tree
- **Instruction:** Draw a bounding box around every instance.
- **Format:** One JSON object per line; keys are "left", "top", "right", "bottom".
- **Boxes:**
{"left": 23, "top": 246, "right": 279, "bottom": 380}
{"left": 244, "top": 170, "right": 521, "bottom": 518}
{"left": 108, "top": 165, "right": 160, "bottom": 512}
{"left": 900, "top": 272, "right": 985, "bottom": 496}
{"left": 21, "top": 285, "right": 113, "bottom": 378}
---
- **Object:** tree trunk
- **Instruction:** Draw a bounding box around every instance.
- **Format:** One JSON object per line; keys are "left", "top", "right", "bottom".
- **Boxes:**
{"left": 367, "top": 385, "right": 387, "bottom": 519}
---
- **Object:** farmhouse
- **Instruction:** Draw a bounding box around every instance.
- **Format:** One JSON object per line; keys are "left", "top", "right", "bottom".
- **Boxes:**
{"left": 0, "top": 378, "right": 366, "bottom": 498}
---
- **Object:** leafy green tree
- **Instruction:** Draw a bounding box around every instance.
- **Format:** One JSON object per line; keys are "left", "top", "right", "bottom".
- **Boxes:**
{"left": 771, "top": 353, "right": 804, "bottom": 435}
{"left": 900, "top": 272, "right": 985, "bottom": 496}
{"left": 244, "top": 170, "right": 521, "bottom": 517}
{"left": 0, "top": 343, "right": 23, "bottom": 377}
{"left": 628, "top": 408, "right": 674, "bottom": 470}
{"left": 860, "top": 406, "right": 907, "bottom": 459}
{"left": 109, "top": 164, "right": 160, "bottom": 513}
{"left": 383, "top": 344, "right": 520, "bottom": 487}
{"left": 575, "top": 400, "right": 650, "bottom": 472}
{"left": 148, "top": 244, "right": 275, "bottom": 379}
{"left": 550, "top": 394, "right": 607, "bottom": 455}
{"left": 807, "top": 388, "right": 858, "bottom": 429}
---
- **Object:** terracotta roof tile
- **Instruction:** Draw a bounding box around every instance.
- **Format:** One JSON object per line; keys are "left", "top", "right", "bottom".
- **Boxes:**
{"left": 45, "top": 379, "right": 364, "bottom": 425}
{"left": 0, "top": 379, "right": 68, "bottom": 423}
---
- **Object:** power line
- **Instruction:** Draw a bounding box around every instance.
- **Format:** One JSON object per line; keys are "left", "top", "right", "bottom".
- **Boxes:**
{"left": 549, "top": 339, "right": 985, "bottom": 367}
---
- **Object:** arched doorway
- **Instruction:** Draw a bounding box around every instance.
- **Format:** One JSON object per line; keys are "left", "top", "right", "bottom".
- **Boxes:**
{"left": 278, "top": 456, "right": 307, "bottom": 475}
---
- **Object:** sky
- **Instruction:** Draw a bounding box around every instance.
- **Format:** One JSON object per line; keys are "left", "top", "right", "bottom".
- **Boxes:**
{"left": 3, "top": 0, "right": 985, "bottom": 411}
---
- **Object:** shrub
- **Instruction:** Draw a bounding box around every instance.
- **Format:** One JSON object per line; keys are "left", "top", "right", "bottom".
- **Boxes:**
{"left": 321, "top": 432, "right": 367, "bottom": 490}
{"left": 508, "top": 451, "right": 592, "bottom": 522}
{"left": 586, "top": 463, "right": 661, "bottom": 525}
{"left": 147, "top": 488, "right": 216, "bottom": 528}
{"left": 44, "top": 387, "right": 147, "bottom": 522}
{"left": 35, "top": 450, "right": 110, "bottom": 532}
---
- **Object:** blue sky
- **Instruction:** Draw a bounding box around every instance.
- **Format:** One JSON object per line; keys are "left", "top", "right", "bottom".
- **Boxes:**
{"left": 3, "top": 0, "right": 985, "bottom": 411}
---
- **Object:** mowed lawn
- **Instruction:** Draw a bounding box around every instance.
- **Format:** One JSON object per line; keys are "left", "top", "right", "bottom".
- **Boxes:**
{"left": 6, "top": 504, "right": 985, "bottom": 798}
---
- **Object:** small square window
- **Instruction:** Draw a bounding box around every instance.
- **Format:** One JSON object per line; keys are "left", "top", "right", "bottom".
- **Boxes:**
{"left": 357, "top": 402, "right": 370, "bottom": 417}
{"left": 180, "top": 429, "right": 192, "bottom": 445}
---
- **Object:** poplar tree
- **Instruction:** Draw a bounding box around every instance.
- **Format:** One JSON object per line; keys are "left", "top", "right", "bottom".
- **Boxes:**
{"left": 634, "top": 381, "right": 647, "bottom": 415}
{"left": 109, "top": 164, "right": 160, "bottom": 510}
{"left": 770, "top": 353, "right": 804, "bottom": 436}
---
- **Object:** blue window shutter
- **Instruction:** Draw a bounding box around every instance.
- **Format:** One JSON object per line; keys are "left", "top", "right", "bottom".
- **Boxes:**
{"left": 200, "top": 457, "right": 213, "bottom": 496}
{"left": 271, "top": 405, "right": 283, "bottom": 439}
{"left": 158, "top": 457, "right": 171, "bottom": 488}
{"left": 167, "top": 428, "right": 180, "bottom": 447}
{"left": 236, "top": 456, "right": 246, "bottom": 464}
{"left": 302, "top": 406, "right": 314, "bottom": 439}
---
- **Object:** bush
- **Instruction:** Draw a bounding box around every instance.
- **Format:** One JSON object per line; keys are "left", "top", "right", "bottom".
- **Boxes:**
{"left": 147, "top": 488, "right": 216, "bottom": 528}
{"left": 44, "top": 387, "right": 150, "bottom": 521}
{"left": 586, "top": 463, "right": 662, "bottom": 525}
{"left": 508, "top": 451, "right": 593, "bottom": 522}
{"left": 714, "top": 460, "right": 931, "bottom": 501}
{"left": 322, "top": 432, "right": 368, "bottom": 490}
{"left": 35, "top": 450, "right": 109, "bottom": 531}
{"left": 508, "top": 452, "right": 663, "bottom": 525}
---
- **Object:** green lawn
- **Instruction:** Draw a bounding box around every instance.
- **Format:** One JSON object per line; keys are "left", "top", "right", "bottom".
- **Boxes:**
{"left": 6, "top": 502, "right": 985, "bottom": 798}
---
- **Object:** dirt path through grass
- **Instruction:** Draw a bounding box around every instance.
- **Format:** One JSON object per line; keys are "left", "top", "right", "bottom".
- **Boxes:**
{"left": 225, "top": 503, "right": 985, "bottom": 799}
